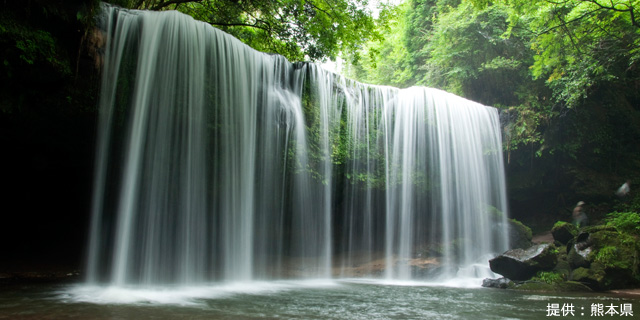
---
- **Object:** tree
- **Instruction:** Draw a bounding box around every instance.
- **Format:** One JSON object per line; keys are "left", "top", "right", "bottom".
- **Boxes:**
{"left": 518, "top": 0, "right": 639, "bottom": 108}
{"left": 107, "top": 0, "right": 379, "bottom": 62}
{"left": 343, "top": 1, "right": 414, "bottom": 87}
{"left": 343, "top": 0, "right": 640, "bottom": 221}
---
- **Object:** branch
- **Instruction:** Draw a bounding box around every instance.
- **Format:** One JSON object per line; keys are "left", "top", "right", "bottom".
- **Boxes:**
{"left": 543, "top": 0, "right": 639, "bottom": 28}
{"left": 209, "top": 21, "right": 271, "bottom": 33}
{"left": 307, "top": 1, "right": 335, "bottom": 19}
{"left": 558, "top": 13, "right": 583, "bottom": 55}
{"left": 537, "top": 8, "right": 603, "bottom": 35}
{"left": 134, "top": 0, "right": 145, "bottom": 9}
{"left": 580, "top": 0, "right": 639, "bottom": 28}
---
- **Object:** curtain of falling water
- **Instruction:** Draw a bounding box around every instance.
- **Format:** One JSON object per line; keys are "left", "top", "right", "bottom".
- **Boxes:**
{"left": 87, "top": 4, "right": 509, "bottom": 286}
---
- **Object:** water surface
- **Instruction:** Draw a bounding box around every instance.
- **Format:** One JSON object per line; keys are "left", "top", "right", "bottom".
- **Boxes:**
{"left": 1, "top": 280, "right": 637, "bottom": 319}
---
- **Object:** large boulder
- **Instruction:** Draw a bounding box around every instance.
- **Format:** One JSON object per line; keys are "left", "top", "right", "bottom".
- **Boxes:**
{"left": 508, "top": 219, "right": 533, "bottom": 249}
{"left": 567, "top": 229, "right": 640, "bottom": 290}
{"left": 489, "top": 243, "right": 558, "bottom": 280}
{"left": 551, "top": 221, "right": 577, "bottom": 244}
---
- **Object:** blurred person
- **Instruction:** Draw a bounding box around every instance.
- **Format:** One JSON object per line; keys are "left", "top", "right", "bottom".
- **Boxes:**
{"left": 572, "top": 201, "right": 588, "bottom": 228}
{"left": 616, "top": 180, "right": 631, "bottom": 197}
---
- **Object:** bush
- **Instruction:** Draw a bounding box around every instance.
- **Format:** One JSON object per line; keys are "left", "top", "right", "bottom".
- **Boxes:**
{"left": 605, "top": 212, "right": 640, "bottom": 234}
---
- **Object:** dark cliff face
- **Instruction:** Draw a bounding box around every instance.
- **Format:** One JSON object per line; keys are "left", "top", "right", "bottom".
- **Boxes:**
{"left": 503, "top": 94, "right": 640, "bottom": 233}
{"left": 0, "top": 0, "right": 102, "bottom": 272}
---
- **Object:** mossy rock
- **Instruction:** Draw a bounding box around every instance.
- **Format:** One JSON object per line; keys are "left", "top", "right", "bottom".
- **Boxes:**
{"left": 588, "top": 231, "right": 638, "bottom": 270}
{"left": 571, "top": 265, "right": 607, "bottom": 290}
{"left": 569, "top": 229, "right": 640, "bottom": 290}
{"left": 508, "top": 219, "right": 533, "bottom": 249}
{"left": 581, "top": 225, "right": 617, "bottom": 233}
{"left": 551, "top": 221, "right": 577, "bottom": 244}
{"left": 552, "top": 250, "right": 572, "bottom": 278}
{"left": 567, "top": 244, "right": 591, "bottom": 269}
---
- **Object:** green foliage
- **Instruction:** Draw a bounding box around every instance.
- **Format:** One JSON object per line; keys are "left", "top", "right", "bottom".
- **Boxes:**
{"left": 1, "top": 0, "right": 102, "bottom": 114}
{"left": 117, "top": 0, "right": 379, "bottom": 62}
{"left": 344, "top": 2, "right": 414, "bottom": 87}
{"left": 345, "top": 0, "right": 640, "bottom": 175}
{"left": 614, "top": 192, "right": 640, "bottom": 213}
{"left": 349, "top": 1, "right": 538, "bottom": 103}
{"left": 532, "top": 271, "right": 564, "bottom": 284}
{"left": 553, "top": 221, "right": 569, "bottom": 229}
{"left": 0, "top": 14, "right": 71, "bottom": 76}
{"left": 522, "top": 0, "right": 640, "bottom": 109}
{"left": 104, "top": 0, "right": 136, "bottom": 7}
{"left": 587, "top": 229, "right": 638, "bottom": 277}
{"left": 594, "top": 246, "right": 619, "bottom": 267}
{"left": 605, "top": 212, "right": 640, "bottom": 234}
{"left": 502, "top": 103, "right": 551, "bottom": 160}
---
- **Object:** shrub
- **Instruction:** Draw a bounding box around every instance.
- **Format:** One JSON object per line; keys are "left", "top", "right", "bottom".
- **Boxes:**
{"left": 605, "top": 212, "right": 640, "bottom": 234}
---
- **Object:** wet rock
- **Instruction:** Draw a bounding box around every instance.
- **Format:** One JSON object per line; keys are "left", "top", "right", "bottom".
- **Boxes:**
{"left": 567, "top": 243, "right": 592, "bottom": 269}
{"left": 482, "top": 277, "right": 513, "bottom": 289}
{"left": 551, "top": 221, "right": 577, "bottom": 245}
{"left": 575, "top": 232, "right": 590, "bottom": 244}
{"left": 552, "top": 253, "right": 571, "bottom": 279}
{"left": 489, "top": 243, "right": 558, "bottom": 280}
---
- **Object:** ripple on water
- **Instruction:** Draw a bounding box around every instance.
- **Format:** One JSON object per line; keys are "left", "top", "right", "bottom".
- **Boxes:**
{"left": 0, "top": 280, "right": 636, "bottom": 319}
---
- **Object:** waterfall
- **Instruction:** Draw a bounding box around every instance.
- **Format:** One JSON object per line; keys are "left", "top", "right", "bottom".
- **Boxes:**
{"left": 86, "top": 4, "right": 509, "bottom": 286}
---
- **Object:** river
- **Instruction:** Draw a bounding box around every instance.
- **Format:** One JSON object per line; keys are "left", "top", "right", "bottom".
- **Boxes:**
{"left": 1, "top": 280, "right": 637, "bottom": 319}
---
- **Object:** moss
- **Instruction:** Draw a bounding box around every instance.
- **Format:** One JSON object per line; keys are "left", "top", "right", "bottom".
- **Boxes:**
{"left": 594, "top": 246, "right": 621, "bottom": 268}
{"left": 486, "top": 205, "right": 504, "bottom": 221}
{"left": 531, "top": 271, "right": 564, "bottom": 284}
{"left": 582, "top": 225, "right": 617, "bottom": 233}
{"left": 587, "top": 231, "right": 637, "bottom": 269}
{"left": 529, "top": 244, "right": 559, "bottom": 270}
{"left": 571, "top": 228, "right": 640, "bottom": 290}
{"left": 605, "top": 212, "right": 640, "bottom": 234}
{"left": 571, "top": 267, "right": 592, "bottom": 281}
{"left": 508, "top": 218, "right": 533, "bottom": 249}
{"left": 571, "top": 265, "right": 606, "bottom": 290}
{"left": 510, "top": 219, "right": 533, "bottom": 240}
{"left": 551, "top": 221, "right": 578, "bottom": 244}
{"left": 553, "top": 249, "right": 572, "bottom": 278}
